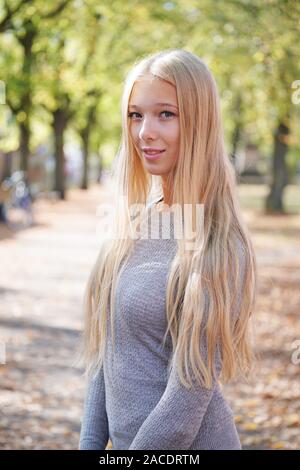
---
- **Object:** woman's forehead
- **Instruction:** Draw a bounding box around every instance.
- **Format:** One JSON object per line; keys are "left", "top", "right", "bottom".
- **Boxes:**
{"left": 129, "top": 77, "right": 178, "bottom": 107}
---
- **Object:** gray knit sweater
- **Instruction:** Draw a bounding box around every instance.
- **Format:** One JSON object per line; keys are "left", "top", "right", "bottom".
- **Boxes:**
{"left": 79, "top": 200, "right": 244, "bottom": 450}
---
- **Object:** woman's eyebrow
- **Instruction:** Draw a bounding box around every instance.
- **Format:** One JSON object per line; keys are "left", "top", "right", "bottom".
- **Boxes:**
{"left": 128, "top": 102, "right": 178, "bottom": 109}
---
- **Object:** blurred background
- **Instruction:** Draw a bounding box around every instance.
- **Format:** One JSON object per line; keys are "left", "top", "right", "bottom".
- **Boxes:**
{"left": 0, "top": 0, "right": 300, "bottom": 450}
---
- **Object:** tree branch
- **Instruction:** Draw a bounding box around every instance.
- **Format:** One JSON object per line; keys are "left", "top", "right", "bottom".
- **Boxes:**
{"left": 0, "top": 0, "right": 31, "bottom": 32}
{"left": 42, "top": 0, "right": 72, "bottom": 19}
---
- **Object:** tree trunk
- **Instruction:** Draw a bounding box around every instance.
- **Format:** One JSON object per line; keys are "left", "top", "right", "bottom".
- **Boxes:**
{"left": 231, "top": 94, "right": 242, "bottom": 168}
{"left": 17, "top": 21, "right": 36, "bottom": 175}
{"left": 265, "top": 121, "right": 289, "bottom": 213}
{"left": 80, "top": 102, "right": 98, "bottom": 190}
{"left": 231, "top": 122, "right": 242, "bottom": 164}
{"left": 19, "top": 121, "right": 30, "bottom": 173}
{"left": 80, "top": 127, "right": 89, "bottom": 190}
{"left": 53, "top": 109, "right": 69, "bottom": 200}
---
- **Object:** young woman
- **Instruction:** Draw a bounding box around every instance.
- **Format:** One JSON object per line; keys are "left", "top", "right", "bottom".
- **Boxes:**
{"left": 78, "top": 49, "right": 257, "bottom": 450}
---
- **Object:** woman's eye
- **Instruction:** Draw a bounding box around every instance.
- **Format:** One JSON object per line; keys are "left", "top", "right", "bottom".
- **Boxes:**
{"left": 128, "top": 111, "right": 175, "bottom": 120}
{"left": 128, "top": 112, "right": 141, "bottom": 119}
{"left": 160, "top": 111, "right": 174, "bottom": 118}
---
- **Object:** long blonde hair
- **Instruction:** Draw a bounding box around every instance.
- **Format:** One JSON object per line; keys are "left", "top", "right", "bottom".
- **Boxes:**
{"left": 76, "top": 49, "right": 257, "bottom": 390}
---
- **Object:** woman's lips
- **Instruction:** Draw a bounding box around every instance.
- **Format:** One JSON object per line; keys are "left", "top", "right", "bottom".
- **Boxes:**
{"left": 143, "top": 150, "right": 165, "bottom": 160}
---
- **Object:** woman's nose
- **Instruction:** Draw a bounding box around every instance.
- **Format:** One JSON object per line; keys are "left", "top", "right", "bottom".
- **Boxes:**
{"left": 138, "top": 117, "right": 158, "bottom": 141}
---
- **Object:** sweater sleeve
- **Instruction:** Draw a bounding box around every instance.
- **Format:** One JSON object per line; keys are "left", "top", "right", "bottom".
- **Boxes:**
{"left": 128, "top": 242, "right": 246, "bottom": 450}
{"left": 79, "top": 365, "right": 109, "bottom": 450}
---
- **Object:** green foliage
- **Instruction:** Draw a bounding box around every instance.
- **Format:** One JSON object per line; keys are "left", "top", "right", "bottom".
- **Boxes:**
{"left": 0, "top": 0, "right": 299, "bottom": 168}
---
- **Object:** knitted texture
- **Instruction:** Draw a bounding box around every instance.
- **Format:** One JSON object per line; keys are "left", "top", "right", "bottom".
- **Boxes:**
{"left": 79, "top": 202, "right": 244, "bottom": 450}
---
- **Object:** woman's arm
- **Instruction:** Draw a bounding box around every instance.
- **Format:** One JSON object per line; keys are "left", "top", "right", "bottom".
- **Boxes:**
{"left": 128, "top": 333, "right": 221, "bottom": 450}
{"left": 79, "top": 366, "right": 109, "bottom": 450}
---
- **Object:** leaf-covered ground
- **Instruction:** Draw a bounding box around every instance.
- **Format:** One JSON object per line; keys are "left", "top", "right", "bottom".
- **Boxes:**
{"left": 0, "top": 183, "right": 299, "bottom": 450}
{"left": 224, "top": 185, "right": 300, "bottom": 449}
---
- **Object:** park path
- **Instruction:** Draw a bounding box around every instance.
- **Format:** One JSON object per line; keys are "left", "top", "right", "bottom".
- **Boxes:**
{"left": 0, "top": 182, "right": 113, "bottom": 449}
{"left": 0, "top": 182, "right": 300, "bottom": 449}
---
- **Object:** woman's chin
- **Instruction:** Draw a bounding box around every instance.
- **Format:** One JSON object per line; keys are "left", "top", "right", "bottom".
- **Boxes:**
{"left": 143, "top": 164, "right": 171, "bottom": 176}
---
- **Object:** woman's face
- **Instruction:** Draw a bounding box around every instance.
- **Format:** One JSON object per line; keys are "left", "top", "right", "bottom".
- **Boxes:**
{"left": 128, "top": 76, "right": 180, "bottom": 177}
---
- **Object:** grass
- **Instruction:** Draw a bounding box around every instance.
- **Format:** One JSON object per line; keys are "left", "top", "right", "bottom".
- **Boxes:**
{"left": 237, "top": 184, "right": 300, "bottom": 214}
